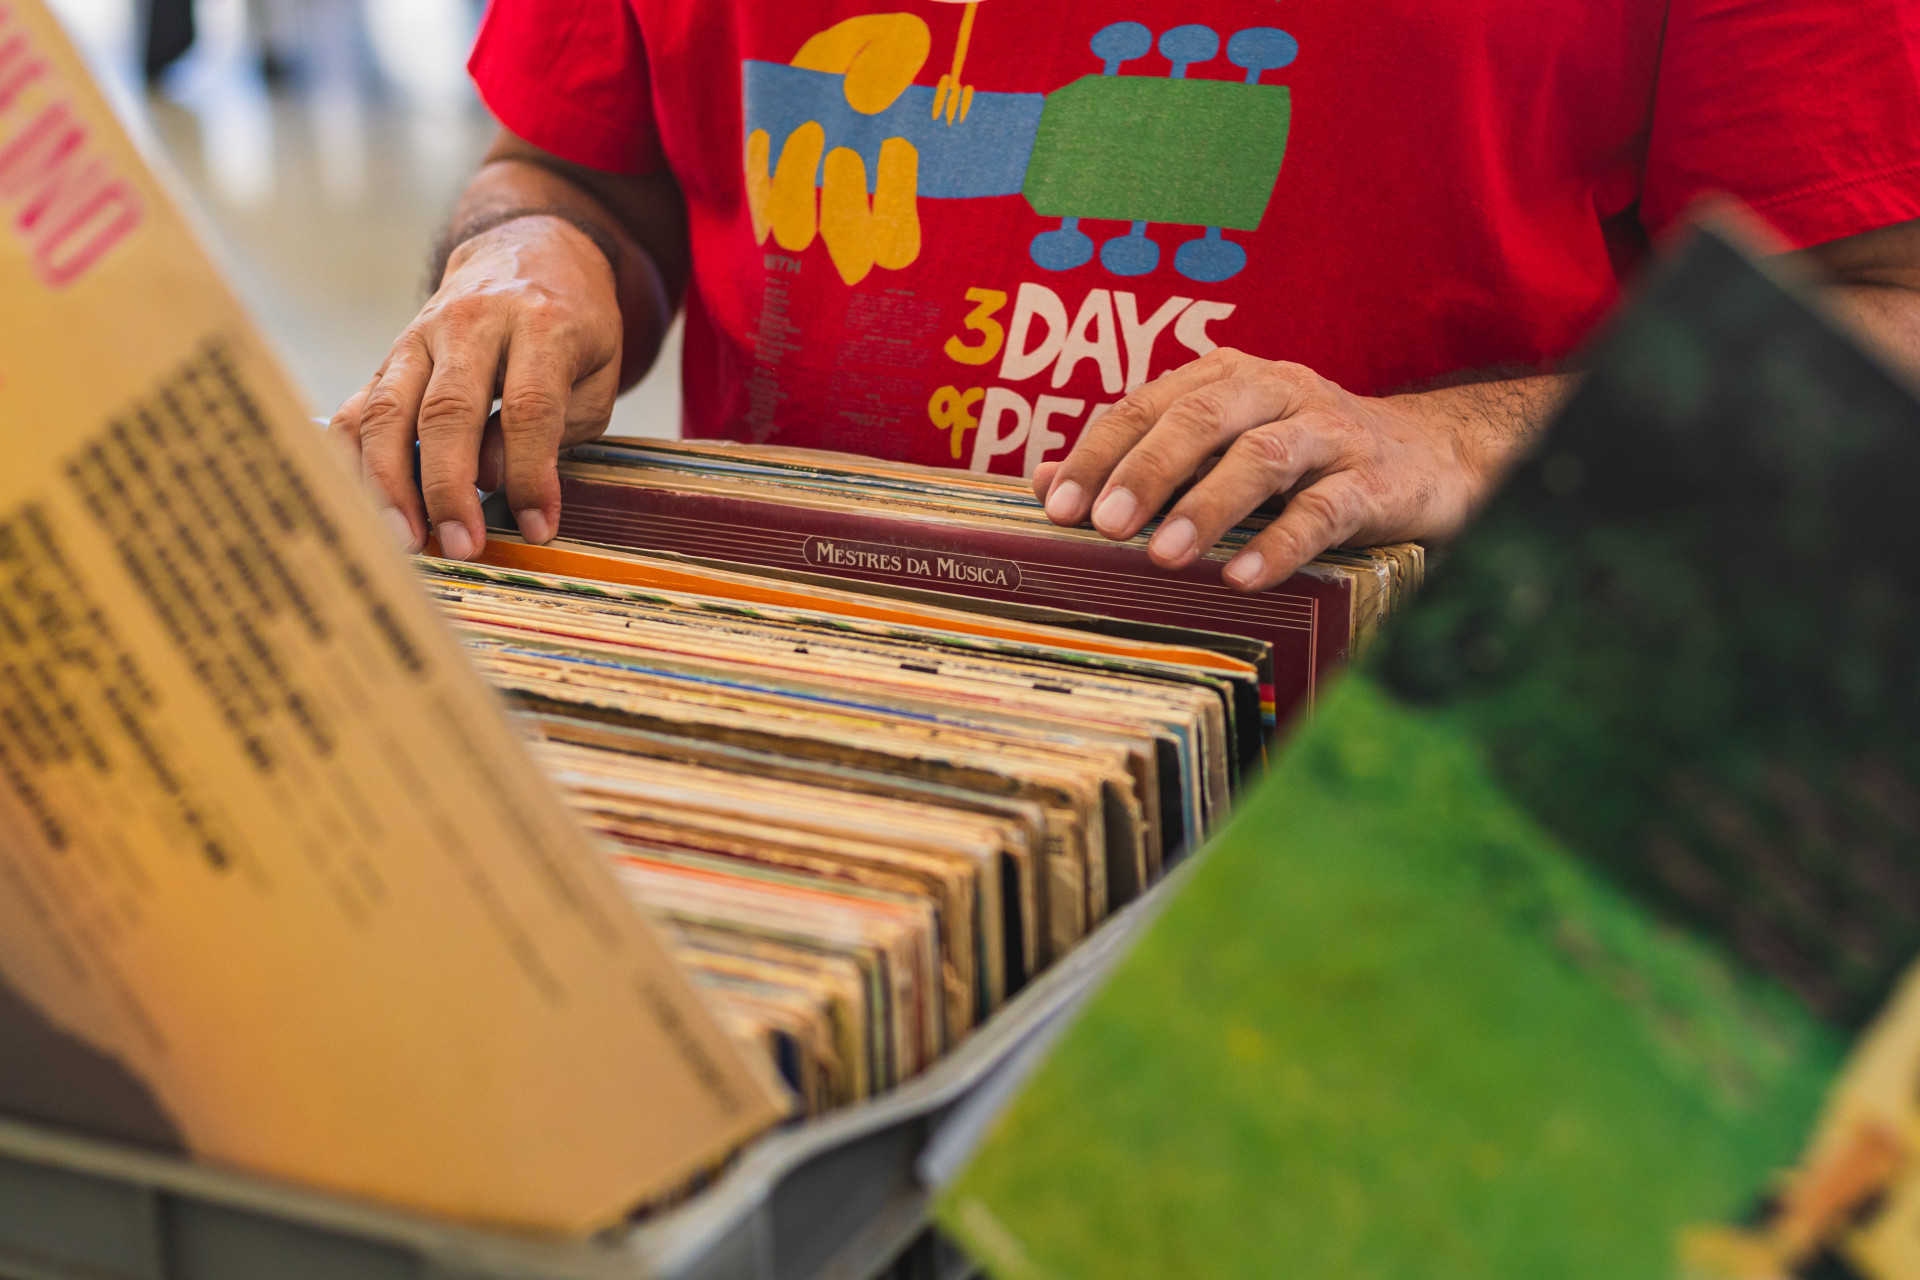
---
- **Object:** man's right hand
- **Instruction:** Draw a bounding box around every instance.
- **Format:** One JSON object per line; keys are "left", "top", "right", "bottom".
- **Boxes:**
{"left": 330, "top": 213, "right": 623, "bottom": 559}
{"left": 330, "top": 129, "right": 690, "bottom": 560}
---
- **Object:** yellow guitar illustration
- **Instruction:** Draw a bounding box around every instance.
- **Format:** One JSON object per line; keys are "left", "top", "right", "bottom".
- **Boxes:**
{"left": 746, "top": 1, "right": 983, "bottom": 285}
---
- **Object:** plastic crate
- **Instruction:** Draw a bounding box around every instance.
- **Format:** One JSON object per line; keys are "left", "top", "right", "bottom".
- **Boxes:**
{"left": 0, "top": 864, "right": 1185, "bottom": 1280}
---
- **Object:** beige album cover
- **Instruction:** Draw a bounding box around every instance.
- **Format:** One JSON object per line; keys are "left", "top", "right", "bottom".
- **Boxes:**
{"left": 0, "top": 0, "right": 785, "bottom": 1233}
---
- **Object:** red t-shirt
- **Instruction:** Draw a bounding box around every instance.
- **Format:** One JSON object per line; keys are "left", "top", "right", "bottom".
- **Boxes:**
{"left": 470, "top": 0, "right": 1920, "bottom": 475}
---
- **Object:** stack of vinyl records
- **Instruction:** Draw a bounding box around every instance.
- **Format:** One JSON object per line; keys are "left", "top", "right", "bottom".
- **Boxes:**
{"left": 425, "top": 445, "right": 1421, "bottom": 1114}
{"left": 540, "top": 439, "right": 1426, "bottom": 726}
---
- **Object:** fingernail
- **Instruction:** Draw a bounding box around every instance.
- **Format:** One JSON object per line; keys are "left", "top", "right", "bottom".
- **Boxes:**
{"left": 1092, "top": 487, "right": 1139, "bottom": 537}
{"left": 437, "top": 522, "right": 475, "bottom": 562}
{"left": 516, "top": 508, "right": 552, "bottom": 544}
{"left": 1148, "top": 517, "right": 1196, "bottom": 565}
{"left": 381, "top": 507, "right": 418, "bottom": 552}
{"left": 1224, "top": 551, "right": 1265, "bottom": 590}
{"left": 1044, "top": 480, "right": 1084, "bottom": 523}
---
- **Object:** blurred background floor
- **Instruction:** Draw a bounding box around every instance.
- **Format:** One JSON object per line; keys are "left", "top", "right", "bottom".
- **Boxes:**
{"left": 46, "top": 0, "right": 683, "bottom": 439}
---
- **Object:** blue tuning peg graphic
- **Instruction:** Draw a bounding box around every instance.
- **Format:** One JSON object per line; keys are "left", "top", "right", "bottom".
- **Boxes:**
{"left": 1100, "top": 222, "right": 1161, "bottom": 276}
{"left": 1031, "top": 217, "right": 1096, "bottom": 271}
{"left": 1174, "top": 227, "right": 1248, "bottom": 282}
{"left": 1089, "top": 22, "right": 1153, "bottom": 76}
{"left": 1226, "top": 27, "right": 1298, "bottom": 84}
{"left": 1158, "top": 24, "right": 1220, "bottom": 79}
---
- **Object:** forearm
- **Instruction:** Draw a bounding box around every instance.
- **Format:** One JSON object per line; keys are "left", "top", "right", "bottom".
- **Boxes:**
{"left": 1386, "top": 223, "right": 1920, "bottom": 485}
{"left": 440, "top": 153, "right": 677, "bottom": 392}
{"left": 1382, "top": 281, "right": 1920, "bottom": 494}
{"left": 1818, "top": 283, "right": 1920, "bottom": 382}
{"left": 1796, "top": 219, "right": 1920, "bottom": 383}
{"left": 1385, "top": 373, "right": 1577, "bottom": 497}
{"left": 1379, "top": 277, "right": 1920, "bottom": 520}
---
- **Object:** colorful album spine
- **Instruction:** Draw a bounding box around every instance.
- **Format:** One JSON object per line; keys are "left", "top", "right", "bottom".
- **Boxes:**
{"left": 555, "top": 477, "right": 1358, "bottom": 724}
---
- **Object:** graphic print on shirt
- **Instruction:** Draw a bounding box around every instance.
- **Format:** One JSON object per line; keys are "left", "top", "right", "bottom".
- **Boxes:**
{"left": 737, "top": 2, "right": 1296, "bottom": 471}
{"left": 742, "top": 5, "right": 1297, "bottom": 287}
{"left": 474, "top": 0, "right": 1920, "bottom": 479}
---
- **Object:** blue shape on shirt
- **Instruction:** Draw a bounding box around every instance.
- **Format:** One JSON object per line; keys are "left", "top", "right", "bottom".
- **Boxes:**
{"left": 743, "top": 61, "right": 1043, "bottom": 199}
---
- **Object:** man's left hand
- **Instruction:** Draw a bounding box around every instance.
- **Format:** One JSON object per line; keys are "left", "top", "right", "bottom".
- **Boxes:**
{"left": 1037, "top": 219, "right": 1920, "bottom": 594}
{"left": 1032, "top": 348, "right": 1568, "bottom": 592}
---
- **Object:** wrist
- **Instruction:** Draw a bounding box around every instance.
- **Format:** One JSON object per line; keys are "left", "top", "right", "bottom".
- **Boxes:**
{"left": 1389, "top": 374, "right": 1573, "bottom": 489}
{"left": 432, "top": 208, "right": 623, "bottom": 292}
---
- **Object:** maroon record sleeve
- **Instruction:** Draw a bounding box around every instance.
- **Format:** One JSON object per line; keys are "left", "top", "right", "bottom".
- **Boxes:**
{"left": 555, "top": 476, "right": 1357, "bottom": 724}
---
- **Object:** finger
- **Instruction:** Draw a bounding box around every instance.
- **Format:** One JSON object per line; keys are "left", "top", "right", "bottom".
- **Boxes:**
{"left": 1223, "top": 471, "right": 1372, "bottom": 593}
{"left": 326, "top": 377, "right": 377, "bottom": 483}
{"left": 498, "top": 328, "right": 574, "bottom": 545}
{"left": 562, "top": 359, "right": 621, "bottom": 446}
{"left": 477, "top": 411, "right": 505, "bottom": 494}
{"left": 1093, "top": 369, "right": 1316, "bottom": 542}
{"left": 1145, "top": 416, "right": 1344, "bottom": 570}
{"left": 416, "top": 332, "right": 504, "bottom": 561}
{"left": 355, "top": 335, "right": 433, "bottom": 553}
{"left": 1041, "top": 354, "right": 1237, "bottom": 526}
{"left": 328, "top": 378, "right": 374, "bottom": 453}
{"left": 1032, "top": 459, "right": 1062, "bottom": 502}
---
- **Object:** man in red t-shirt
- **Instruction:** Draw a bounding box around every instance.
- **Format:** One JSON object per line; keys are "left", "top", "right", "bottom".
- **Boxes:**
{"left": 332, "top": 0, "right": 1920, "bottom": 591}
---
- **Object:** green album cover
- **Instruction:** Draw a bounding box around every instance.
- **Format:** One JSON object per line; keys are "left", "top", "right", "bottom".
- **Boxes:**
{"left": 937, "top": 225, "right": 1920, "bottom": 1280}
